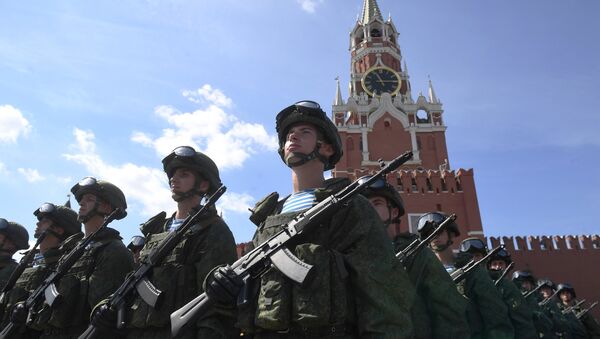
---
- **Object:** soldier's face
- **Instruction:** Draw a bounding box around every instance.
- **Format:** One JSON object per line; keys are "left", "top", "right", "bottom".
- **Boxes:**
{"left": 489, "top": 260, "right": 506, "bottom": 271}
{"left": 284, "top": 123, "right": 319, "bottom": 158}
{"left": 540, "top": 287, "right": 552, "bottom": 298}
{"left": 35, "top": 217, "right": 53, "bottom": 238}
{"left": 170, "top": 168, "right": 196, "bottom": 193}
{"left": 522, "top": 280, "right": 534, "bottom": 291}
{"left": 78, "top": 193, "right": 98, "bottom": 217}
{"left": 559, "top": 291, "right": 573, "bottom": 303}
{"left": 368, "top": 196, "right": 390, "bottom": 222}
{"left": 431, "top": 231, "right": 450, "bottom": 251}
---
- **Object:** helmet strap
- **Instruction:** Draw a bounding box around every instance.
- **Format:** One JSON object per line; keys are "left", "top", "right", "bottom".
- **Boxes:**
{"left": 285, "top": 142, "right": 329, "bottom": 169}
{"left": 78, "top": 200, "right": 104, "bottom": 224}
{"left": 432, "top": 238, "right": 453, "bottom": 253}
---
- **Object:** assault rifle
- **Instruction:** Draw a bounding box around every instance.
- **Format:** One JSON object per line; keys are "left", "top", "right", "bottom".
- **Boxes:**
{"left": 0, "top": 232, "right": 47, "bottom": 303}
{"left": 451, "top": 245, "right": 503, "bottom": 283}
{"left": 576, "top": 301, "right": 598, "bottom": 319}
{"left": 562, "top": 299, "right": 586, "bottom": 315}
{"left": 523, "top": 283, "right": 543, "bottom": 299}
{"left": 494, "top": 262, "right": 515, "bottom": 286}
{"left": 539, "top": 289, "right": 560, "bottom": 307}
{"left": 0, "top": 208, "right": 125, "bottom": 339}
{"left": 170, "top": 151, "right": 414, "bottom": 337}
{"left": 78, "top": 185, "right": 227, "bottom": 339}
{"left": 395, "top": 214, "right": 457, "bottom": 264}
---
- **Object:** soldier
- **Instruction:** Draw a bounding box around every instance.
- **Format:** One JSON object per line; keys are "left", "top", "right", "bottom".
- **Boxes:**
{"left": 108, "top": 146, "right": 239, "bottom": 339}
{"left": 126, "top": 235, "right": 144, "bottom": 265}
{"left": 487, "top": 247, "right": 538, "bottom": 339}
{"left": 557, "top": 283, "right": 600, "bottom": 338}
{"left": 25, "top": 177, "right": 134, "bottom": 338}
{"left": 420, "top": 220, "right": 514, "bottom": 339}
{"left": 361, "top": 180, "right": 470, "bottom": 338}
{"left": 511, "top": 271, "right": 557, "bottom": 338}
{"left": 538, "top": 278, "right": 583, "bottom": 338}
{"left": 0, "top": 218, "right": 29, "bottom": 289}
{"left": 206, "top": 100, "right": 415, "bottom": 337}
{"left": 0, "top": 203, "right": 82, "bottom": 337}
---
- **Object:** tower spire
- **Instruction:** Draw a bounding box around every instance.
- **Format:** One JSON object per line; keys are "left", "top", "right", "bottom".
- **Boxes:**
{"left": 361, "top": 0, "right": 383, "bottom": 24}
{"left": 334, "top": 76, "right": 343, "bottom": 105}
{"left": 428, "top": 76, "right": 439, "bottom": 104}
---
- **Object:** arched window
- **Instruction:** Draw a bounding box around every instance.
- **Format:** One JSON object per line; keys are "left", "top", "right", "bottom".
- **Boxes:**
{"left": 416, "top": 110, "right": 431, "bottom": 123}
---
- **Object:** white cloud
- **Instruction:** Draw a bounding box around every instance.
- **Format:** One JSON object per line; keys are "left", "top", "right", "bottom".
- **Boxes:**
{"left": 17, "top": 168, "right": 45, "bottom": 182}
{"left": 63, "top": 128, "right": 175, "bottom": 216}
{"left": 296, "top": 0, "right": 324, "bottom": 13}
{"left": 182, "top": 84, "right": 232, "bottom": 108}
{"left": 63, "top": 128, "right": 259, "bottom": 220}
{"left": 132, "top": 84, "right": 278, "bottom": 169}
{"left": 217, "top": 192, "right": 254, "bottom": 215}
{"left": 0, "top": 105, "right": 32, "bottom": 143}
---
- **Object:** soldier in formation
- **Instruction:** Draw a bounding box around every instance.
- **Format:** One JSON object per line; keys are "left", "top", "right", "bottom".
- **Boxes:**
{"left": 0, "top": 99, "right": 599, "bottom": 339}
{"left": 361, "top": 180, "right": 470, "bottom": 338}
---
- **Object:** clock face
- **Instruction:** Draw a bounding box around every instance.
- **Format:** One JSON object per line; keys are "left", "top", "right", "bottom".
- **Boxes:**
{"left": 361, "top": 67, "right": 401, "bottom": 97}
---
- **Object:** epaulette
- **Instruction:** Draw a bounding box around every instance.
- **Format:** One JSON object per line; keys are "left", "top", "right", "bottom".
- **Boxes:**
{"left": 249, "top": 192, "right": 279, "bottom": 226}
{"left": 140, "top": 211, "right": 167, "bottom": 236}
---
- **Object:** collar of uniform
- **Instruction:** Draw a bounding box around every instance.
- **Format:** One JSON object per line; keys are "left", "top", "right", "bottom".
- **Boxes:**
{"left": 43, "top": 247, "right": 64, "bottom": 265}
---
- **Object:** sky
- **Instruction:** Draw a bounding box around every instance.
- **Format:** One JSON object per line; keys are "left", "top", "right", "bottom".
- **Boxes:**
{"left": 0, "top": 0, "right": 599, "bottom": 249}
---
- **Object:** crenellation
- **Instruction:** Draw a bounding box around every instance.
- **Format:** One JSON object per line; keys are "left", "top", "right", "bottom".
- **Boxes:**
{"left": 540, "top": 236, "right": 553, "bottom": 251}
{"left": 515, "top": 236, "right": 528, "bottom": 251}
{"left": 502, "top": 236, "right": 516, "bottom": 251}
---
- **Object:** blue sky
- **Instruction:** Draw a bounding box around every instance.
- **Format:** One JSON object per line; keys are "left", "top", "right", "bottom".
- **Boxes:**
{"left": 1, "top": 0, "right": 598, "bottom": 248}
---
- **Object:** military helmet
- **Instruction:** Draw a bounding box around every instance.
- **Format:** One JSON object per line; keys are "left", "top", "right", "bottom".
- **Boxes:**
{"left": 70, "top": 177, "right": 127, "bottom": 220}
{"left": 417, "top": 211, "right": 460, "bottom": 240}
{"left": 162, "top": 146, "right": 221, "bottom": 195}
{"left": 537, "top": 278, "right": 556, "bottom": 290}
{"left": 359, "top": 175, "right": 405, "bottom": 217}
{"left": 459, "top": 237, "right": 488, "bottom": 255}
{"left": 275, "top": 100, "right": 342, "bottom": 171}
{"left": 556, "top": 283, "right": 577, "bottom": 298}
{"left": 489, "top": 247, "right": 511, "bottom": 264}
{"left": 512, "top": 270, "right": 535, "bottom": 283}
{"left": 0, "top": 218, "right": 29, "bottom": 250}
{"left": 34, "top": 203, "right": 81, "bottom": 237}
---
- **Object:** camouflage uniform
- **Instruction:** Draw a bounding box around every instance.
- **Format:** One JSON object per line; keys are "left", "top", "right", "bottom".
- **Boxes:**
{"left": 38, "top": 227, "right": 133, "bottom": 338}
{"left": 125, "top": 207, "right": 238, "bottom": 339}
{"left": 394, "top": 232, "right": 470, "bottom": 339}
{"left": 0, "top": 256, "right": 18, "bottom": 290}
{"left": 568, "top": 302, "right": 600, "bottom": 339}
{"left": 520, "top": 289, "right": 558, "bottom": 338}
{"left": 557, "top": 301, "right": 595, "bottom": 339}
{"left": 454, "top": 255, "right": 514, "bottom": 339}
{"left": 0, "top": 239, "right": 79, "bottom": 338}
{"left": 492, "top": 275, "right": 538, "bottom": 339}
{"left": 238, "top": 178, "right": 415, "bottom": 338}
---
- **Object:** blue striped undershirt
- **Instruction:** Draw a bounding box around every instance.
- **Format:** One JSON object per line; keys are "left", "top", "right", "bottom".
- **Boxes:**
{"left": 281, "top": 189, "right": 316, "bottom": 213}
{"left": 167, "top": 218, "right": 185, "bottom": 232}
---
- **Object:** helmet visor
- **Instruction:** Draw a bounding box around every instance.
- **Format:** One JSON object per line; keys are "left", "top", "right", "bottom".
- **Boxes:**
{"left": 0, "top": 218, "right": 8, "bottom": 231}
{"left": 276, "top": 100, "right": 326, "bottom": 131}
{"left": 357, "top": 175, "right": 387, "bottom": 189}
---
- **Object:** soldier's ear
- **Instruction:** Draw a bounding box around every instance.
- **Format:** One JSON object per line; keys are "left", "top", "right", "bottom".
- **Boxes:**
{"left": 318, "top": 142, "right": 334, "bottom": 158}
{"left": 198, "top": 179, "right": 210, "bottom": 194}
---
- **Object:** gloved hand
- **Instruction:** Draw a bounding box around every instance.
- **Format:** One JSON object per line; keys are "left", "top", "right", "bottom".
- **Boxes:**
{"left": 10, "top": 302, "right": 28, "bottom": 324}
{"left": 204, "top": 265, "right": 243, "bottom": 305}
{"left": 90, "top": 299, "right": 117, "bottom": 330}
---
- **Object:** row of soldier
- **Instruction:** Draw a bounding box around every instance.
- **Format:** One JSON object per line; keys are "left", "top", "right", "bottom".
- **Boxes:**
{"left": 0, "top": 100, "right": 597, "bottom": 338}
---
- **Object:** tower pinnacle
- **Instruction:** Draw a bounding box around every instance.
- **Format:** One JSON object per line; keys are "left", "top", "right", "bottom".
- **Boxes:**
{"left": 361, "top": 0, "right": 383, "bottom": 24}
{"left": 334, "top": 76, "right": 343, "bottom": 105}
{"left": 428, "top": 76, "right": 439, "bottom": 104}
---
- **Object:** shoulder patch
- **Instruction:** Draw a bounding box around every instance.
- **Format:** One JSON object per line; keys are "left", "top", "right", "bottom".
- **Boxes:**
{"left": 249, "top": 192, "right": 279, "bottom": 226}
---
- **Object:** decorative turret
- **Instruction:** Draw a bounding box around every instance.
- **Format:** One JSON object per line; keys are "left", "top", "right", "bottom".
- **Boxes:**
{"left": 361, "top": 0, "right": 383, "bottom": 24}
{"left": 334, "top": 77, "right": 343, "bottom": 105}
{"left": 428, "top": 77, "right": 439, "bottom": 104}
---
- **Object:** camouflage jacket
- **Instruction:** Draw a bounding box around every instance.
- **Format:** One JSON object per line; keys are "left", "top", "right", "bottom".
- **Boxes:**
{"left": 518, "top": 288, "right": 558, "bottom": 339}
{"left": 558, "top": 301, "right": 598, "bottom": 339}
{"left": 241, "top": 178, "right": 415, "bottom": 338}
{"left": 0, "top": 256, "right": 18, "bottom": 291}
{"left": 454, "top": 255, "right": 514, "bottom": 339}
{"left": 125, "top": 206, "right": 238, "bottom": 339}
{"left": 394, "top": 233, "right": 470, "bottom": 339}
{"left": 491, "top": 274, "right": 538, "bottom": 339}
{"left": 36, "top": 227, "right": 134, "bottom": 337}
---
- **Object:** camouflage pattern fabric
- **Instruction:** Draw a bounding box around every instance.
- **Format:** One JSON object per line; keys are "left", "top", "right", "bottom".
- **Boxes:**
{"left": 558, "top": 301, "right": 596, "bottom": 339}
{"left": 455, "top": 257, "right": 514, "bottom": 339}
{"left": 0, "top": 256, "right": 18, "bottom": 290}
{"left": 241, "top": 178, "right": 415, "bottom": 338}
{"left": 394, "top": 232, "right": 470, "bottom": 339}
{"left": 126, "top": 207, "right": 238, "bottom": 339}
{"left": 492, "top": 275, "right": 538, "bottom": 339}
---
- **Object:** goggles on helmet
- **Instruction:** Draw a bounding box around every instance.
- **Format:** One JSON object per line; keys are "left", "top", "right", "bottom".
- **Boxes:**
{"left": 417, "top": 213, "right": 446, "bottom": 231}
{"left": 162, "top": 146, "right": 198, "bottom": 167}
{"left": 276, "top": 101, "right": 326, "bottom": 129}
{"left": 128, "top": 235, "right": 145, "bottom": 250}
{"left": 357, "top": 175, "right": 387, "bottom": 189}
{"left": 459, "top": 238, "right": 487, "bottom": 253}
{"left": 512, "top": 271, "right": 532, "bottom": 280}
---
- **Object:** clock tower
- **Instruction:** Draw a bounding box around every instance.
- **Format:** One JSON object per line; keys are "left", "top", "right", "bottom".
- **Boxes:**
{"left": 332, "top": 0, "right": 484, "bottom": 241}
